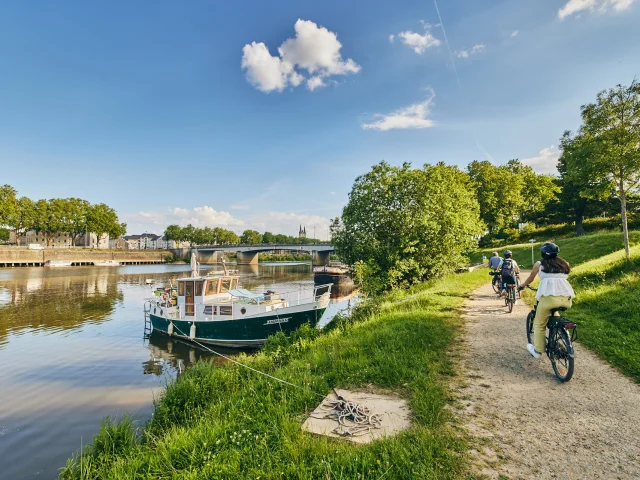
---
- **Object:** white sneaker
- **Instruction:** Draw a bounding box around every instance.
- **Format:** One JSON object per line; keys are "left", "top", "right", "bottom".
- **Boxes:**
{"left": 527, "top": 344, "right": 542, "bottom": 359}
{"left": 501, "top": 289, "right": 506, "bottom": 297}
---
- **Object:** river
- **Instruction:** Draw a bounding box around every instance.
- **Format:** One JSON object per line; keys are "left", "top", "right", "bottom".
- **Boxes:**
{"left": 0, "top": 263, "right": 357, "bottom": 480}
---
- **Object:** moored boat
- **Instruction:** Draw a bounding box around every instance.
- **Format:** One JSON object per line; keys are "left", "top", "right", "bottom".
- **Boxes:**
{"left": 144, "top": 271, "right": 331, "bottom": 348}
{"left": 44, "top": 260, "right": 73, "bottom": 268}
{"left": 93, "top": 260, "right": 120, "bottom": 267}
{"left": 313, "top": 263, "right": 354, "bottom": 287}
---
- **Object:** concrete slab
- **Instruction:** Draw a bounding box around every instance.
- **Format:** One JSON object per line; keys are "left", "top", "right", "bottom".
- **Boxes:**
{"left": 302, "top": 388, "right": 411, "bottom": 444}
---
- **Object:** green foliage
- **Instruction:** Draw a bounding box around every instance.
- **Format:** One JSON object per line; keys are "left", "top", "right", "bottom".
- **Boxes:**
{"left": 60, "top": 269, "right": 490, "bottom": 479}
{"left": 0, "top": 227, "right": 9, "bottom": 242}
{"left": 467, "top": 159, "right": 559, "bottom": 234}
{"left": 257, "top": 253, "right": 310, "bottom": 262}
{"left": 240, "top": 229, "right": 262, "bottom": 244}
{"left": 0, "top": 184, "right": 17, "bottom": 227}
{"left": 333, "top": 161, "right": 484, "bottom": 293}
{"left": 565, "top": 80, "right": 640, "bottom": 259}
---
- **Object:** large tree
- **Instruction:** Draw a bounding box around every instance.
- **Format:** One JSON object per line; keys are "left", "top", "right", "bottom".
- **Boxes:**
{"left": 566, "top": 81, "right": 640, "bottom": 259}
{"left": 5, "top": 196, "right": 36, "bottom": 245}
{"left": 240, "top": 229, "right": 262, "bottom": 244}
{"left": 34, "top": 199, "right": 64, "bottom": 246}
{"left": 86, "top": 203, "right": 126, "bottom": 244}
{"left": 0, "top": 185, "right": 17, "bottom": 227}
{"left": 164, "top": 224, "right": 184, "bottom": 242}
{"left": 333, "top": 161, "right": 484, "bottom": 293}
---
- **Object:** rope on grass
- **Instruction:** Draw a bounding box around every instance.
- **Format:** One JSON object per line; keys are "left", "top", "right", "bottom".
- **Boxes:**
{"left": 309, "top": 391, "right": 383, "bottom": 437}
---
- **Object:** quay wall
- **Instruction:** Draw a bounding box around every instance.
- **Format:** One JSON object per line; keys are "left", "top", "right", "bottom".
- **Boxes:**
{"left": 0, "top": 248, "right": 168, "bottom": 268}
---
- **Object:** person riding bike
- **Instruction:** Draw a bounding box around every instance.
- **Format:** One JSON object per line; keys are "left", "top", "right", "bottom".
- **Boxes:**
{"left": 488, "top": 251, "right": 502, "bottom": 289}
{"left": 519, "top": 242, "right": 576, "bottom": 359}
{"left": 498, "top": 250, "right": 520, "bottom": 297}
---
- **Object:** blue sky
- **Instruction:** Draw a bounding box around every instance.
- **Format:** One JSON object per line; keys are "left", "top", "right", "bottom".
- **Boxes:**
{"left": 1, "top": 0, "right": 638, "bottom": 237}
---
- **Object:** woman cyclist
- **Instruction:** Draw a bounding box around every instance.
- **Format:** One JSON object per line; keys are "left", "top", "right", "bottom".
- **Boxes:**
{"left": 519, "top": 242, "right": 576, "bottom": 358}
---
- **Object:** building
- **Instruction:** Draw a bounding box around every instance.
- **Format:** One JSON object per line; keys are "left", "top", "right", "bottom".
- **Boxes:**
{"left": 122, "top": 234, "right": 182, "bottom": 250}
{"left": 298, "top": 225, "right": 307, "bottom": 239}
{"left": 10, "top": 230, "right": 109, "bottom": 248}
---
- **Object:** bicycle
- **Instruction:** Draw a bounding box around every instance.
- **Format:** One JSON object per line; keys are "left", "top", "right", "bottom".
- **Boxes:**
{"left": 524, "top": 286, "right": 578, "bottom": 382}
{"left": 490, "top": 271, "right": 501, "bottom": 293}
{"left": 491, "top": 272, "right": 519, "bottom": 313}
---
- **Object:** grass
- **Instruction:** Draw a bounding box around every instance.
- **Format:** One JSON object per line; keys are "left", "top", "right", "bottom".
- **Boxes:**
{"left": 470, "top": 231, "right": 640, "bottom": 269}
{"left": 563, "top": 245, "right": 640, "bottom": 382}
{"left": 60, "top": 269, "right": 490, "bottom": 479}
{"left": 258, "top": 253, "right": 312, "bottom": 263}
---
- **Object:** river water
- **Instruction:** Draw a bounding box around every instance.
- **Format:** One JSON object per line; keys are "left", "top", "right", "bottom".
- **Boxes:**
{"left": 0, "top": 263, "right": 356, "bottom": 480}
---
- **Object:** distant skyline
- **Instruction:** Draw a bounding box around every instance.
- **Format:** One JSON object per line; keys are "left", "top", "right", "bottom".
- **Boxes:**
{"left": 1, "top": 0, "right": 638, "bottom": 235}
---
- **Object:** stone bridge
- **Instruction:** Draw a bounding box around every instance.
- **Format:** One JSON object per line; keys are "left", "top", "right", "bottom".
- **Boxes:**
{"left": 181, "top": 243, "right": 335, "bottom": 266}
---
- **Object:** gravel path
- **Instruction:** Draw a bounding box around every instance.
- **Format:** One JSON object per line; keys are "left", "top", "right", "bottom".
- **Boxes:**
{"left": 456, "top": 282, "right": 640, "bottom": 479}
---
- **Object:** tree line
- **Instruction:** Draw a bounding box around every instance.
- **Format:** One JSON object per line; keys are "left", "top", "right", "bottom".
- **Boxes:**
{"left": 332, "top": 80, "right": 640, "bottom": 293}
{"left": 163, "top": 224, "right": 323, "bottom": 246}
{"left": 0, "top": 186, "right": 125, "bottom": 246}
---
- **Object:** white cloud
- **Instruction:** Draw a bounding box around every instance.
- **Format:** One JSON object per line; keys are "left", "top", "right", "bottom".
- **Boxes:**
{"left": 456, "top": 43, "right": 485, "bottom": 59}
{"left": 388, "top": 34, "right": 395, "bottom": 43}
{"left": 306, "top": 76, "right": 325, "bottom": 91}
{"left": 122, "top": 207, "right": 334, "bottom": 237}
{"left": 397, "top": 30, "right": 441, "bottom": 54}
{"left": 558, "top": 0, "right": 634, "bottom": 19}
{"left": 521, "top": 146, "right": 561, "bottom": 175}
{"left": 362, "top": 89, "right": 436, "bottom": 131}
{"left": 241, "top": 19, "right": 360, "bottom": 93}
{"left": 511, "top": 30, "right": 519, "bottom": 37}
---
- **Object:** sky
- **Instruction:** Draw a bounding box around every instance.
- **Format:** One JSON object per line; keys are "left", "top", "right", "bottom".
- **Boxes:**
{"left": 1, "top": 0, "right": 639, "bottom": 238}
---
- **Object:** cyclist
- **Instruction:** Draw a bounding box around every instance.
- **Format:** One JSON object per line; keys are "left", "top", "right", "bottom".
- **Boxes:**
{"left": 498, "top": 250, "right": 520, "bottom": 297}
{"left": 519, "top": 242, "right": 576, "bottom": 359}
{"left": 488, "top": 251, "right": 502, "bottom": 290}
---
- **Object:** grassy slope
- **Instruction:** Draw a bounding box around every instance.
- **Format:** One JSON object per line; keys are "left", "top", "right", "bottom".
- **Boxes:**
{"left": 470, "top": 231, "right": 640, "bottom": 269}
{"left": 61, "top": 269, "right": 490, "bottom": 480}
{"left": 565, "top": 245, "right": 640, "bottom": 382}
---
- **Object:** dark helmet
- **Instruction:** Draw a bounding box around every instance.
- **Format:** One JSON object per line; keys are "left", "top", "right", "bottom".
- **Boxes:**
{"left": 504, "top": 250, "right": 512, "bottom": 258}
{"left": 541, "top": 242, "right": 559, "bottom": 258}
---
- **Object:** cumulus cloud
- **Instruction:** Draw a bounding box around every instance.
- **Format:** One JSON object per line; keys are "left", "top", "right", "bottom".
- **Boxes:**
{"left": 241, "top": 19, "right": 360, "bottom": 93}
{"left": 558, "top": 0, "right": 634, "bottom": 19}
{"left": 388, "top": 34, "right": 395, "bottom": 43}
{"left": 121, "top": 206, "right": 333, "bottom": 238}
{"left": 362, "top": 89, "right": 436, "bottom": 131}
{"left": 456, "top": 43, "right": 485, "bottom": 59}
{"left": 521, "top": 146, "right": 561, "bottom": 175}
{"left": 397, "top": 30, "right": 441, "bottom": 54}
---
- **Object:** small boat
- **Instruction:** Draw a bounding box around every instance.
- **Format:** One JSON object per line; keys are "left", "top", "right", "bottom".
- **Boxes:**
{"left": 93, "top": 260, "right": 120, "bottom": 267}
{"left": 44, "top": 260, "right": 73, "bottom": 268}
{"left": 313, "top": 263, "right": 354, "bottom": 287}
{"left": 144, "top": 271, "right": 331, "bottom": 348}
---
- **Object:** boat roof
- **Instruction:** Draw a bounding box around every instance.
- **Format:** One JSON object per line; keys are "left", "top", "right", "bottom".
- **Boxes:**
{"left": 176, "top": 273, "right": 239, "bottom": 282}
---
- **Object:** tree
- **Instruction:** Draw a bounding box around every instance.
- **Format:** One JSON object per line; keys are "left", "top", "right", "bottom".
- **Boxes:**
{"left": 506, "top": 160, "right": 560, "bottom": 223}
{"left": 0, "top": 228, "right": 9, "bottom": 242}
{"left": 0, "top": 185, "right": 17, "bottom": 227}
{"left": 571, "top": 81, "right": 640, "bottom": 260}
{"left": 34, "top": 199, "right": 64, "bottom": 246}
{"left": 5, "top": 196, "right": 36, "bottom": 245}
{"left": 59, "top": 198, "right": 90, "bottom": 245}
{"left": 164, "top": 224, "right": 183, "bottom": 242}
{"left": 86, "top": 203, "right": 126, "bottom": 244}
{"left": 240, "top": 229, "right": 262, "bottom": 244}
{"left": 333, "top": 161, "right": 484, "bottom": 293}
{"left": 180, "top": 224, "right": 196, "bottom": 244}
{"left": 262, "top": 231, "right": 275, "bottom": 243}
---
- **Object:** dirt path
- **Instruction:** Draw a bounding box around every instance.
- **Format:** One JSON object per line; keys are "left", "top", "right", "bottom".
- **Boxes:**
{"left": 456, "top": 282, "right": 640, "bottom": 479}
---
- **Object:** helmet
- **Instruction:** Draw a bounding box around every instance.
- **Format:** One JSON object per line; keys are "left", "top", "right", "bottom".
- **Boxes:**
{"left": 504, "top": 250, "right": 512, "bottom": 258}
{"left": 541, "top": 242, "right": 559, "bottom": 258}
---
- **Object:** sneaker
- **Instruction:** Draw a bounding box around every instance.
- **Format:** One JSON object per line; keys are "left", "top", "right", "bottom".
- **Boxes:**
{"left": 501, "top": 289, "right": 507, "bottom": 297}
{"left": 527, "top": 344, "right": 542, "bottom": 359}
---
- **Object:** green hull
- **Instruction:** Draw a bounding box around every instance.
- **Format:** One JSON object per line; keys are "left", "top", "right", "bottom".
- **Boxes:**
{"left": 150, "top": 306, "right": 326, "bottom": 348}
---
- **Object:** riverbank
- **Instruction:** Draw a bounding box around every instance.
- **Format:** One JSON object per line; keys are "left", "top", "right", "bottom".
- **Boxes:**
{"left": 60, "top": 268, "right": 489, "bottom": 479}
{"left": 0, "top": 247, "right": 168, "bottom": 267}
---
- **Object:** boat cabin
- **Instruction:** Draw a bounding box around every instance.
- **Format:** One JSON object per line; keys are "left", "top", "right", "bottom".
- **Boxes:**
{"left": 175, "top": 274, "right": 288, "bottom": 320}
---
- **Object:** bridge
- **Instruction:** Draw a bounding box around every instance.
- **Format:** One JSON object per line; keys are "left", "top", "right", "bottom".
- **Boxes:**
{"left": 187, "top": 243, "right": 335, "bottom": 266}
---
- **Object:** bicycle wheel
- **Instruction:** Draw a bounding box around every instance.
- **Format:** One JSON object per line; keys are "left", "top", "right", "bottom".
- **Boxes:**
{"left": 526, "top": 310, "right": 535, "bottom": 344}
{"left": 550, "top": 328, "right": 574, "bottom": 382}
{"left": 492, "top": 278, "right": 500, "bottom": 293}
{"left": 508, "top": 297, "right": 513, "bottom": 313}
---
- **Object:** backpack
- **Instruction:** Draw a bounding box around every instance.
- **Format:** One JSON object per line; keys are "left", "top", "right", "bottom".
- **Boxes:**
{"left": 501, "top": 259, "right": 515, "bottom": 278}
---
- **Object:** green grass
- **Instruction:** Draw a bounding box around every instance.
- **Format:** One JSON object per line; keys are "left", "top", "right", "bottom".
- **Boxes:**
{"left": 258, "top": 253, "right": 312, "bottom": 263}
{"left": 563, "top": 245, "right": 640, "bottom": 382}
{"left": 470, "top": 231, "right": 640, "bottom": 269}
{"left": 60, "top": 269, "right": 490, "bottom": 480}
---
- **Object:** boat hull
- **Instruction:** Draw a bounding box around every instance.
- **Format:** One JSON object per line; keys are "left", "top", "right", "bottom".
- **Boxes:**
{"left": 150, "top": 305, "right": 327, "bottom": 348}
{"left": 314, "top": 272, "right": 354, "bottom": 287}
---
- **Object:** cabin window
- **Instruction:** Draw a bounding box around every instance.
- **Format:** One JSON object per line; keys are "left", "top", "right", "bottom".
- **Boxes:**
{"left": 178, "top": 282, "right": 185, "bottom": 296}
{"left": 230, "top": 279, "right": 238, "bottom": 290}
{"left": 195, "top": 281, "right": 204, "bottom": 296}
{"left": 204, "top": 306, "right": 217, "bottom": 315}
{"left": 205, "top": 280, "right": 218, "bottom": 296}
{"left": 219, "top": 306, "right": 232, "bottom": 315}
{"left": 221, "top": 279, "right": 232, "bottom": 293}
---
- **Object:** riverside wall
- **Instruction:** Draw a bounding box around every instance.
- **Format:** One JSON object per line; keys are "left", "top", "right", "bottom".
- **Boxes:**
{"left": 0, "top": 248, "right": 169, "bottom": 267}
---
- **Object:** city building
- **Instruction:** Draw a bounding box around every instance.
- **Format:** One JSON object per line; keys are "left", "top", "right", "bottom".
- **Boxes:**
{"left": 10, "top": 231, "right": 109, "bottom": 248}
{"left": 298, "top": 225, "right": 306, "bottom": 239}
